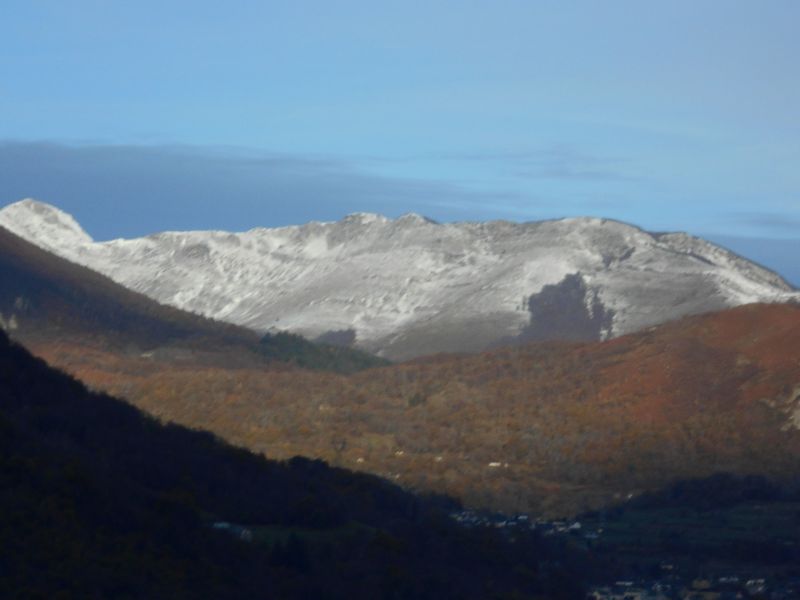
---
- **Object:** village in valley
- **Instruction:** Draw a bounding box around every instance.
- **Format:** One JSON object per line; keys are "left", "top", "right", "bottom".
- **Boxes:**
{"left": 450, "top": 510, "right": 800, "bottom": 599}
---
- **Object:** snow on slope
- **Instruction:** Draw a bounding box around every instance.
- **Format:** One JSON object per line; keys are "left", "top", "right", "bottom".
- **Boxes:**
{"left": 1, "top": 199, "right": 797, "bottom": 359}
{"left": 1, "top": 198, "right": 93, "bottom": 247}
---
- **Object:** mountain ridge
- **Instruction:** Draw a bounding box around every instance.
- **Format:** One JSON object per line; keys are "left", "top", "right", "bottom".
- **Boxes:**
{"left": 2, "top": 198, "right": 797, "bottom": 359}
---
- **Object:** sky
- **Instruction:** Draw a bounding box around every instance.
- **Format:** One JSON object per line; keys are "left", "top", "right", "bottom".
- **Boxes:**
{"left": 1, "top": 1, "right": 798, "bottom": 284}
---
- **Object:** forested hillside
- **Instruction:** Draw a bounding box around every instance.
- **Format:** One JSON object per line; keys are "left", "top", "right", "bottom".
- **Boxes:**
{"left": 27, "top": 302, "right": 800, "bottom": 516}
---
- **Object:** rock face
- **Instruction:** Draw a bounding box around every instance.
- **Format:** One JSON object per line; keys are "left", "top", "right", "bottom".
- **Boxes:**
{"left": 1, "top": 198, "right": 797, "bottom": 359}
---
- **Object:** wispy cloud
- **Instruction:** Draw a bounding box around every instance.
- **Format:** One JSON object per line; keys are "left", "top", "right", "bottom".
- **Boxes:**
{"left": 363, "top": 145, "right": 637, "bottom": 182}
{"left": 468, "top": 146, "right": 635, "bottom": 182}
{"left": 726, "top": 211, "right": 800, "bottom": 234}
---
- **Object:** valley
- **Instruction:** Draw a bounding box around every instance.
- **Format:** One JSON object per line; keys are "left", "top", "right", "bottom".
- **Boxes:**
{"left": 6, "top": 4, "right": 798, "bottom": 596}
{"left": 20, "top": 300, "right": 800, "bottom": 517}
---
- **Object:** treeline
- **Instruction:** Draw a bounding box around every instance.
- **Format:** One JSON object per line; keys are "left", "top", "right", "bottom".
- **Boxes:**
{"left": 259, "top": 331, "right": 389, "bottom": 374}
{"left": 0, "top": 329, "right": 591, "bottom": 599}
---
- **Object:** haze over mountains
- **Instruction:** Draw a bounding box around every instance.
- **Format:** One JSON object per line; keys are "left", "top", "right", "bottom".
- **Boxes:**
{"left": 1, "top": 198, "right": 797, "bottom": 360}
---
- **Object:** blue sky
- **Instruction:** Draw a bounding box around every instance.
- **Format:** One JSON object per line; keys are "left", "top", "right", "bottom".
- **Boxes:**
{"left": 1, "top": 1, "right": 798, "bottom": 283}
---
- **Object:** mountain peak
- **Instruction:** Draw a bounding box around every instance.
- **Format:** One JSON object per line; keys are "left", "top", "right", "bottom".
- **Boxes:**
{"left": 0, "top": 198, "right": 93, "bottom": 246}
{"left": 342, "top": 212, "right": 388, "bottom": 225}
{"left": 339, "top": 212, "right": 437, "bottom": 227}
{"left": 396, "top": 212, "right": 437, "bottom": 225}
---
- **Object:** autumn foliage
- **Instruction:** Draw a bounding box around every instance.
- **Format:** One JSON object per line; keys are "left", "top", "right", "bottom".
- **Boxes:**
{"left": 21, "top": 302, "right": 800, "bottom": 517}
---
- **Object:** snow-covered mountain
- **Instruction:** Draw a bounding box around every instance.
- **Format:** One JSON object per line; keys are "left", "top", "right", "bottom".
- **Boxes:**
{"left": 1, "top": 198, "right": 797, "bottom": 359}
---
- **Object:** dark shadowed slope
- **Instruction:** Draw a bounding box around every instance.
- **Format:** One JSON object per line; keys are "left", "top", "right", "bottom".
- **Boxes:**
{"left": 0, "top": 225, "right": 386, "bottom": 372}
{"left": 0, "top": 223, "right": 256, "bottom": 349}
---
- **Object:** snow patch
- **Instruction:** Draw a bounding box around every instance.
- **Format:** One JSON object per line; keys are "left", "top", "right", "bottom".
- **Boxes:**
{"left": 0, "top": 198, "right": 93, "bottom": 248}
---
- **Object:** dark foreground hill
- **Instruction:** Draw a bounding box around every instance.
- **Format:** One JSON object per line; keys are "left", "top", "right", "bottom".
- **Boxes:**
{"left": 0, "top": 329, "right": 593, "bottom": 599}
